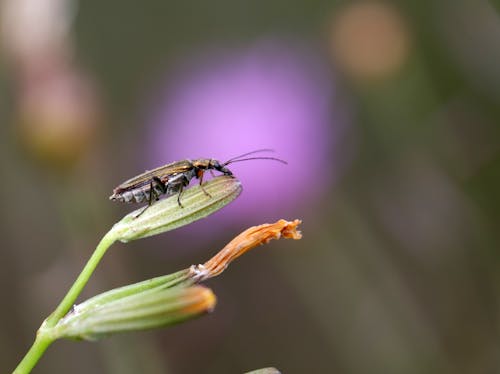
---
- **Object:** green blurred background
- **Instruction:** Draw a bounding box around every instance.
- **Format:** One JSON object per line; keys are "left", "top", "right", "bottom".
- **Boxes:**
{"left": 1, "top": 0, "right": 499, "bottom": 373}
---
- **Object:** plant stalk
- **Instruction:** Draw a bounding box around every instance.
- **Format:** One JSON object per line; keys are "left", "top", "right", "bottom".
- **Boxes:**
{"left": 14, "top": 230, "right": 118, "bottom": 373}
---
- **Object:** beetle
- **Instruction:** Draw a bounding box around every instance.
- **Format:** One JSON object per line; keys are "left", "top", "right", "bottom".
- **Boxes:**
{"left": 110, "top": 149, "right": 287, "bottom": 215}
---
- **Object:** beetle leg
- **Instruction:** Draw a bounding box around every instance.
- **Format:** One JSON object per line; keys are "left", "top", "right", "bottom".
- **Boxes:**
{"left": 176, "top": 185, "right": 184, "bottom": 208}
{"left": 176, "top": 174, "right": 195, "bottom": 208}
{"left": 135, "top": 179, "right": 164, "bottom": 218}
{"left": 134, "top": 183, "right": 155, "bottom": 218}
{"left": 197, "top": 170, "right": 212, "bottom": 198}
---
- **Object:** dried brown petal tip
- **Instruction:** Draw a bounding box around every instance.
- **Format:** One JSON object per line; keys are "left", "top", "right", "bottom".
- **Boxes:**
{"left": 200, "top": 219, "right": 302, "bottom": 279}
{"left": 275, "top": 219, "right": 302, "bottom": 240}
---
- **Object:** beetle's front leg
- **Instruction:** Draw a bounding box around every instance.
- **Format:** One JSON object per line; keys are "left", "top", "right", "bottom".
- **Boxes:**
{"left": 197, "top": 170, "right": 211, "bottom": 198}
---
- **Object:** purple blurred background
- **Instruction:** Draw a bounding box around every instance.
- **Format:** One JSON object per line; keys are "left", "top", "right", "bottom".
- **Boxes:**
{"left": 145, "top": 41, "right": 342, "bottom": 225}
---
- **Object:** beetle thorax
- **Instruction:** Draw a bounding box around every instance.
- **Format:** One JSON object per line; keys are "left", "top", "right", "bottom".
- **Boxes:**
{"left": 192, "top": 159, "right": 213, "bottom": 170}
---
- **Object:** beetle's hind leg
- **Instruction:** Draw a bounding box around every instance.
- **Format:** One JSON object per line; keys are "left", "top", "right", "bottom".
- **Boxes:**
{"left": 176, "top": 186, "right": 185, "bottom": 208}
{"left": 134, "top": 177, "right": 165, "bottom": 218}
{"left": 176, "top": 174, "right": 192, "bottom": 208}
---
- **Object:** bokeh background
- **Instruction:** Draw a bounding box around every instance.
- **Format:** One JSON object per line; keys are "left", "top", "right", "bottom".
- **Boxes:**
{"left": 1, "top": 0, "right": 499, "bottom": 373}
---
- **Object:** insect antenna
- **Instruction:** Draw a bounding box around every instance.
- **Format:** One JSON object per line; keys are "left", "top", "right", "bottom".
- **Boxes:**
{"left": 223, "top": 149, "right": 276, "bottom": 164}
{"left": 224, "top": 156, "right": 288, "bottom": 166}
{"left": 223, "top": 149, "right": 287, "bottom": 165}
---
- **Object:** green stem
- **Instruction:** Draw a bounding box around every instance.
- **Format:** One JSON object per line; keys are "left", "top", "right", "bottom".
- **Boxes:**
{"left": 13, "top": 334, "right": 53, "bottom": 374}
{"left": 14, "top": 230, "right": 118, "bottom": 373}
{"left": 46, "top": 231, "right": 118, "bottom": 325}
